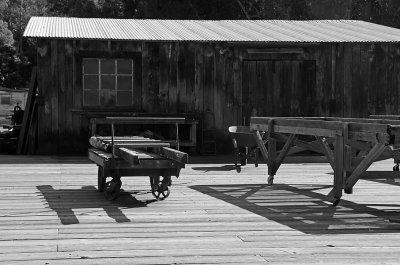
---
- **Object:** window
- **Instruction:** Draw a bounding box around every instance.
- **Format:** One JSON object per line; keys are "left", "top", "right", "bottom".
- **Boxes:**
{"left": 1, "top": 95, "right": 11, "bottom": 105}
{"left": 83, "top": 58, "right": 134, "bottom": 107}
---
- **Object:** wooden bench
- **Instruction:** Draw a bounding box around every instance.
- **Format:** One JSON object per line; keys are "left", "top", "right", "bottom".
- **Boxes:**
{"left": 250, "top": 116, "right": 400, "bottom": 206}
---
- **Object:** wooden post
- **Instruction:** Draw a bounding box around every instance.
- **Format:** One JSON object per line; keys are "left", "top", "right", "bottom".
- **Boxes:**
{"left": 332, "top": 123, "right": 346, "bottom": 205}
{"left": 268, "top": 119, "right": 277, "bottom": 176}
{"left": 111, "top": 122, "right": 115, "bottom": 158}
{"left": 17, "top": 67, "right": 37, "bottom": 154}
{"left": 176, "top": 122, "right": 179, "bottom": 150}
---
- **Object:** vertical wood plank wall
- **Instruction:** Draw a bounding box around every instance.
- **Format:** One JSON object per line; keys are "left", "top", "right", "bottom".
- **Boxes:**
{"left": 36, "top": 40, "right": 400, "bottom": 154}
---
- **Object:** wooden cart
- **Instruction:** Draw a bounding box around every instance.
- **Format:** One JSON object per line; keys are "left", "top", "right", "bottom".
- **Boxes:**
{"left": 88, "top": 117, "right": 188, "bottom": 201}
{"left": 228, "top": 126, "right": 265, "bottom": 171}
{"left": 250, "top": 117, "right": 400, "bottom": 206}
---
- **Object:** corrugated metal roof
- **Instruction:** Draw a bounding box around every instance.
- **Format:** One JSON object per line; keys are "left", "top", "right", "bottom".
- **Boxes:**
{"left": 23, "top": 17, "right": 400, "bottom": 43}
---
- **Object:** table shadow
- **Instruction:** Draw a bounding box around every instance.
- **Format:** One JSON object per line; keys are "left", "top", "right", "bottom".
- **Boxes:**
{"left": 37, "top": 185, "right": 153, "bottom": 225}
{"left": 190, "top": 183, "right": 400, "bottom": 234}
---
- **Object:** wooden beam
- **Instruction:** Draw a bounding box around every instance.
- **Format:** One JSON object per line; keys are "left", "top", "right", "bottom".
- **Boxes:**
{"left": 346, "top": 139, "right": 373, "bottom": 152}
{"left": 345, "top": 142, "right": 387, "bottom": 190}
{"left": 286, "top": 146, "right": 307, "bottom": 155}
{"left": 251, "top": 130, "right": 268, "bottom": 162}
{"left": 160, "top": 147, "right": 188, "bottom": 164}
{"left": 267, "top": 120, "right": 277, "bottom": 176}
{"left": 114, "top": 147, "right": 140, "bottom": 165}
{"left": 333, "top": 130, "right": 345, "bottom": 202}
{"left": 94, "top": 117, "right": 186, "bottom": 124}
{"left": 17, "top": 67, "right": 37, "bottom": 154}
{"left": 360, "top": 171, "right": 400, "bottom": 179}
{"left": 275, "top": 125, "right": 340, "bottom": 137}
{"left": 114, "top": 142, "right": 170, "bottom": 148}
{"left": 316, "top": 136, "right": 335, "bottom": 169}
{"left": 348, "top": 131, "right": 390, "bottom": 143}
{"left": 273, "top": 134, "right": 296, "bottom": 173}
{"left": 273, "top": 133, "right": 324, "bottom": 154}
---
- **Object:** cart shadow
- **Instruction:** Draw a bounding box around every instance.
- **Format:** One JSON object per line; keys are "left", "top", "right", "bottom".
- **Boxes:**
{"left": 190, "top": 183, "right": 400, "bottom": 234}
{"left": 36, "top": 185, "right": 154, "bottom": 225}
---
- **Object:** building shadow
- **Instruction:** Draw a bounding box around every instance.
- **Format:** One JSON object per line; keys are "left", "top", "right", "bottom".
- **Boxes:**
{"left": 190, "top": 183, "right": 400, "bottom": 234}
{"left": 37, "top": 185, "right": 153, "bottom": 225}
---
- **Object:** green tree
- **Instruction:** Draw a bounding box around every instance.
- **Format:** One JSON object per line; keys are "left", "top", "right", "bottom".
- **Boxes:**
{"left": 2, "top": 0, "right": 48, "bottom": 54}
{"left": 0, "top": 20, "right": 13, "bottom": 47}
{"left": 48, "top": 0, "right": 100, "bottom": 17}
{"left": 0, "top": 0, "right": 47, "bottom": 89}
{"left": 351, "top": 0, "right": 400, "bottom": 28}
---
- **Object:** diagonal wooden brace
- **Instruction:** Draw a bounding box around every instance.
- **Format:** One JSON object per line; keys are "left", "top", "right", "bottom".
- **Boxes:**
{"left": 316, "top": 136, "right": 335, "bottom": 170}
{"left": 345, "top": 142, "right": 386, "bottom": 191}
{"left": 252, "top": 130, "right": 269, "bottom": 162}
{"left": 273, "top": 134, "right": 296, "bottom": 174}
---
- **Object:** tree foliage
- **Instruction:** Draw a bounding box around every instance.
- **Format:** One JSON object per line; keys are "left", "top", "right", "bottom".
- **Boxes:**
{"left": 0, "top": 20, "right": 13, "bottom": 47}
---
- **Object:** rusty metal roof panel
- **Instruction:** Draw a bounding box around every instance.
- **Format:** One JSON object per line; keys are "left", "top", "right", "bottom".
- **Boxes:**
{"left": 23, "top": 17, "right": 400, "bottom": 43}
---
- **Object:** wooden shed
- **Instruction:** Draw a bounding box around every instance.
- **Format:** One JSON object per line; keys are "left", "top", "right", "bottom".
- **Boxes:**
{"left": 23, "top": 17, "right": 400, "bottom": 154}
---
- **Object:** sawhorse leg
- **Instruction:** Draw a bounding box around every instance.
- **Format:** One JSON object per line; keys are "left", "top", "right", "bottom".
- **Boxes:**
{"left": 332, "top": 133, "right": 344, "bottom": 206}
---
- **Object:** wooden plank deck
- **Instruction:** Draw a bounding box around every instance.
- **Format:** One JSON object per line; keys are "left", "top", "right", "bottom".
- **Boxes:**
{"left": 1, "top": 155, "right": 400, "bottom": 264}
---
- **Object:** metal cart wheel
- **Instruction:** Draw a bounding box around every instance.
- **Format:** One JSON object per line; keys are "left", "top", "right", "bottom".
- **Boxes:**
{"left": 150, "top": 175, "right": 171, "bottom": 201}
{"left": 97, "top": 166, "right": 106, "bottom": 192}
{"left": 104, "top": 177, "right": 122, "bottom": 201}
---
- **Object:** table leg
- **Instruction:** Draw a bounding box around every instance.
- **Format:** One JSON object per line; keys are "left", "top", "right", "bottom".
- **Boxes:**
{"left": 176, "top": 123, "right": 179, "bottom": 150}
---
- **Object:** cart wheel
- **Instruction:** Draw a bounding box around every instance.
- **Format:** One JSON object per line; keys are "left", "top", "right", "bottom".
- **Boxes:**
{"left": 104, "top": 178, "right": 122, "bottom": 201}
{"left": 97, "top": 167, "right": 106, "bottom": 192}
{"left": 152, "top": 186, "right": 171, "bottom": 201}
{"left": 267, "top": 175, "right": 274, "bottom": 186}
{"left": 393, "top": 164, "right": 399, "bottom": 171}
{"left": 150, "top": 176, "right": 171, "bottom": 201}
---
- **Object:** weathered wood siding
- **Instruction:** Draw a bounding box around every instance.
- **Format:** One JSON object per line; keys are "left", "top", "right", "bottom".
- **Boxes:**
{"left": 36, "top": 40, "right": 400, "bottom": 154}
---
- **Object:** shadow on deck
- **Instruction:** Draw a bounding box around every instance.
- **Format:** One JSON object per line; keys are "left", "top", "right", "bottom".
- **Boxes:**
{"left": 190, "top": 183, "right": 400, "bottom": 235}
{"left": 36, "top": 185, "right": 155, "bottom": 225}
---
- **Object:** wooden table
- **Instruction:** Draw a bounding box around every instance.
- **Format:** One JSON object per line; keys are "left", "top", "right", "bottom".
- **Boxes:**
{"left": 250, "top": 117, "right": 400, "bottom": 205}
{"left": 90, "top": 117, "right": 198, "bottom": 151}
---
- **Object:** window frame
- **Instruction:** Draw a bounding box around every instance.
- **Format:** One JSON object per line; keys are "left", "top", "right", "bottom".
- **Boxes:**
{"left": 82, "top": 58, "right": 135, "bottom": 107}
{"left": 76, "top": 51, "right": 142, "bottom": 111}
